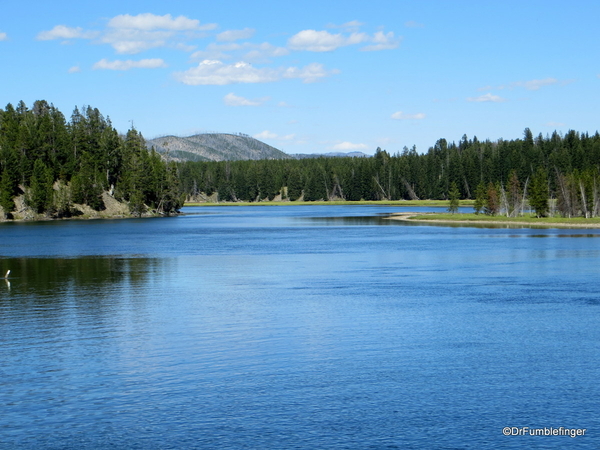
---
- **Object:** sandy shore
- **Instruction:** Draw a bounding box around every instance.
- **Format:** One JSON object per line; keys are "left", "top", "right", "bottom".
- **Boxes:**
{"left": 387, "top": 213, "right": 600, "bottom": 229}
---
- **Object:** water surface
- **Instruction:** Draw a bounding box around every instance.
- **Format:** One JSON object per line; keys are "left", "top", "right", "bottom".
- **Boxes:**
{"left": 1, "top": 206, "right": 598, "bottom": 449}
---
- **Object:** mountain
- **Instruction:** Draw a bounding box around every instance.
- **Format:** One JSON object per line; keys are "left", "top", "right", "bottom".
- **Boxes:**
{"left": 291, "top": 151, "right": 369, "bottom": 159}
{"left": 146, "top": 133, "right": 291, "bottom": 162}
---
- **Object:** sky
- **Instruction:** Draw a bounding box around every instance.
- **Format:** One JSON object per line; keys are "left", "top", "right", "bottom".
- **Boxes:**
{"left": 1, "top": 0, "right": 599, "bottom": 155}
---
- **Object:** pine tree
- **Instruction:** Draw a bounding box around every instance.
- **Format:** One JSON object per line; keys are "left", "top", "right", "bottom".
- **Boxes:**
{"left": 473, "top": 182, "right": 487, "bottom": 214}
{"left": 529, "top": 167, "right": 549, "bottom": 218}
{"left": 0, "top": 169, "right": 15, "bottom": 215}
{"left": 28, "top": 159, "right": 54, "bottom": 213}
{"left": 447, "top": 181, "right": 460, "bottom": 213}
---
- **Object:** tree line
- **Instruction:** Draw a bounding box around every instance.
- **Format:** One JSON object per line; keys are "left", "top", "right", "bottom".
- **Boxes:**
{"left": 177, "top": 127, "right": 600, "bottom": 218}
{"left": 2, "top": 99, "right": 599, "bottom": 221}
{"left": 0, "top": 100, "right": 181, "bottom": 219}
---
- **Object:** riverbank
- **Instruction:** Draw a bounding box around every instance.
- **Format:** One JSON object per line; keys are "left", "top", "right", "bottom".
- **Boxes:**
{"left": 388, "top": 212, "right": 600, "bottom": 228}
{"left": 1, "top": 192, "right": 172, "bottom": 223}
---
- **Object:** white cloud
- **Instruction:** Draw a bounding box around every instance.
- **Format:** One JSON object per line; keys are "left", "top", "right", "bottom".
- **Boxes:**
{"left": 467, "top": 93, "right": 506, "bottom": 103}
{"left": 176, "top": 60, "right": 279, "bottom": 84}
{"left": 330, "top": 141, "right": 368, "bottom": 151}
{"left": 243, "top": 42, "right": 289, "bottom": 62}
{"left": 254, "top": 130, "right": 296, "bottom": 141}
{"left": 391, "top": 111, "right": 426, "bottom": 120}
{"left": 175, "top": 60, "right": 336, "bottom": 85}
{"left": 192, "top": 42, "right": 289, "bottom": 63}
{"left": 38, "top": 13, "right": 215, "bottom": 55}
{"left": 0, "top": 32, "right": 7, "bottom": 41}
{"left": 361, "top": 31, "right": 401, "bottom": 51}
{"left": 68, "top": 66, "right": 81, "bottom": 73}
{"left": 224, "top": 93, "right": 268, "bottom": 106}
{"left": 254, "top": 130, "right": 278, "bottom": 140}
{"left": 107, "top": 13, "right": 205, "bottom": 31}
{"left": 100, "top": 29, "right": 174, "bottom": 54}
{"left": 289, "top": 29, "right": 400, "bottom": 52}
{"left": 288, "top": 30, "right": 368, "bottom": 52}
{"left": 92, "top": 58, "right": 167, "bottom": 70}
{"left": 217, "top": 28, "right": 255, "bottom": 42}
{"left": 282, "top": 62, "right": 337, "bottom": 83}
{"left": 37, "top": 25, "right": 97, "bottom": 41}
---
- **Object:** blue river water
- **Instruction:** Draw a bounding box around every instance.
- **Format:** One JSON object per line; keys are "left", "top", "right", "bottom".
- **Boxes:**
{"left": 0, "top": 205, "right": 599, "bottom": 449}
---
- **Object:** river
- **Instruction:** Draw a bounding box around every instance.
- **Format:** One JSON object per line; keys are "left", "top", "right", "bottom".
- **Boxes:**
{"left": 1, "top": 205, "right": 598, "bottom": 449}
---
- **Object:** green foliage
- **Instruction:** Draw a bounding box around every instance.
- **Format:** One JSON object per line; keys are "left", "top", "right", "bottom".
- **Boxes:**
{"left": 447, "top": 181, "right": 460, "bottom": 213}
{"left": 71, "top": 152, "right": 105, "bottom": 211}
{"left": 286, "top": 167, "right": 303, "bottom": 201}
{"left": 0, "top": 169, "right": 15, "bottom": 215}
{"left": 529, "top": 167, "right": 549, "bottom": 218}
{"left": 175, "top": 127, "right": 600, "bottom": 221}
{"left": 27, "top": 159, "right": 53, "bottom": 213}
{"left": 473, "top": 182, "right": 487, "bottom": 214}
{"left": 0, "top": 100, "right": 181, "bottom": 219}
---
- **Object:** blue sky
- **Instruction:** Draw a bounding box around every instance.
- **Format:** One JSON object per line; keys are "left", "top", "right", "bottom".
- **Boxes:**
{"left": 1, "top": 1, "right": 599, "bottom": 155}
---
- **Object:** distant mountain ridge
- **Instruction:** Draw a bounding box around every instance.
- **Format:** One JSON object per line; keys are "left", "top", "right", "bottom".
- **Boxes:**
{"left": 147, "top": 133, "right": 291, "bottom": 162}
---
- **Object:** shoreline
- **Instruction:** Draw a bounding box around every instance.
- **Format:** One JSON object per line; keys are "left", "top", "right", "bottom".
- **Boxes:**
{"left": 387, "top": 213, "right": 600, "bottom": 229}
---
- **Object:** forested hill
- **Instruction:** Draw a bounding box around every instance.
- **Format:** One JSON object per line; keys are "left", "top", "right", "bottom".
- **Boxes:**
{"left": 147, "top": 133, "right": 291, "bottom": 162}
{"left": 0, "top": 100, "right": 182, "bottom": 220}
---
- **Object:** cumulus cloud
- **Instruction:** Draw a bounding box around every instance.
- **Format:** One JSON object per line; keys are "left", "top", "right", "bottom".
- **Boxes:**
{"left": 254, "top": 130, "right": 296, "bottom": 141}
{"left": 330, "top": 142, "right": 368, "bottom": 151}
{"left": 37, "top": 25, "right": 98, "bottom": 41}
{"left": 0, "top": 32, "right": 7, "bottom": 41}
{"left": 288, "top": 29, "right": 400, "bottom": 52}
{"left": 224, "top": 93, "right": 268, "bottom": 106}
{"left": 467, "top": 93, "right": 506, "bottom": 103}
{"left": 175, "top": 60, "right": 279, "bottom": 84}
{"left": 192, "top": 42, "right": 289, "bottom": 63}
{"left": 391, "top": 111, "right": 426, "bottom": 120}
{"left": 217, "top": 28, "right": 255, "bottom": 42}
{"left": 107, "top": 13, "right": 206, "bottom": 31}
{"left": 38, "top": 13, "right": 216, "bottom": 54}
{"left": 288, "top": 30, "right": 369, "bottom": 52}
{"left": 175, "top": 60, "right": 336, "bottom": 85}
{"left": 92, "top": 58, "right": 167, "bottom": 70}
{"left": 100, "top": 29, "right": 174, "bottom": 54}
{"left": 361, "top": 31, "right": 401, "bottom": 51}
{"left": 68, "top": 66, "right": 81, "bottom": 73}
{"left": 243, "top": 42, "right": 289, "bottom": 62}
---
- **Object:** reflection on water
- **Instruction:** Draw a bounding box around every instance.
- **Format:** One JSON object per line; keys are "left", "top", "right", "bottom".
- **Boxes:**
{"left": 0, "top": 256, "right": 162, "bottom": 300}
{"left": 1, "top": 206, "right": 600, "bottom": 449}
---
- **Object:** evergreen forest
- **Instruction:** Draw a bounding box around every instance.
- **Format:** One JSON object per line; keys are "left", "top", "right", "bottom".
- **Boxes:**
{"left": 178, "top": 128, "right": 600, "bottom": 218}
{"left": 2, "top": 99, "right": 600, "bottom": 221}
{"left": 0, "top": 100, "right": 181, "bottom": 219}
